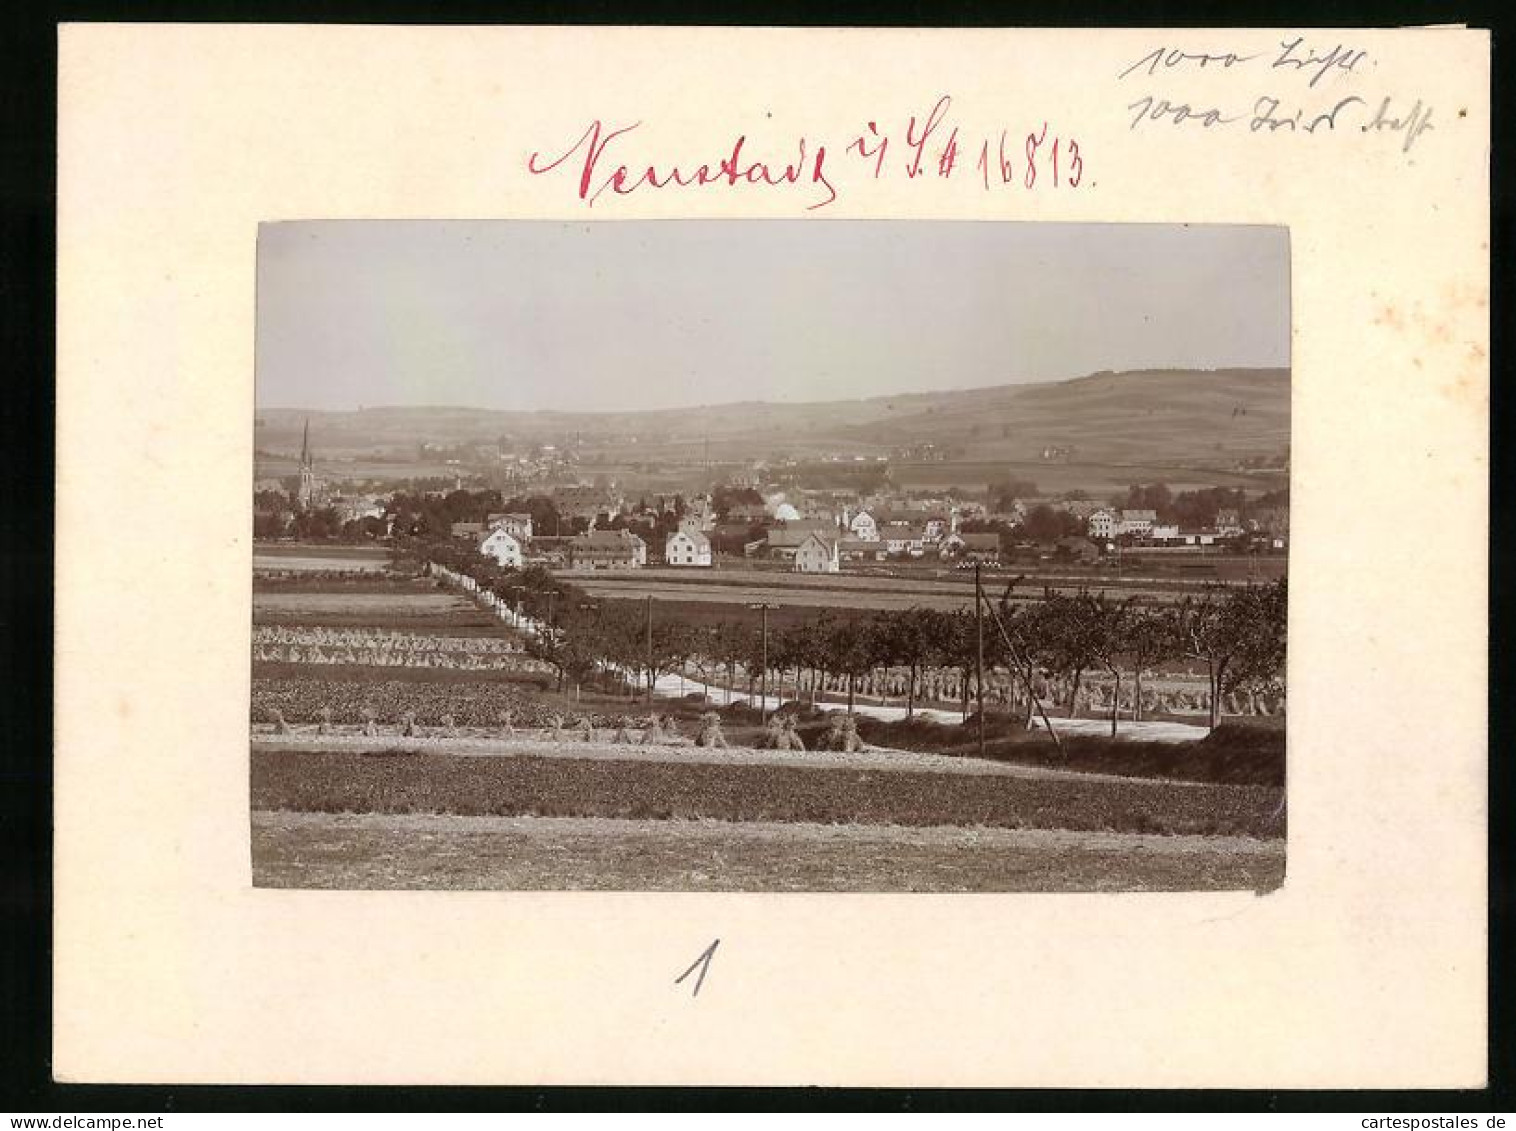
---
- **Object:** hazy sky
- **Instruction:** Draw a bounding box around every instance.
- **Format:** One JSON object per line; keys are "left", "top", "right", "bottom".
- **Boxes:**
{"left": 256, "top": 221, "right": 1289, "bottom": 412}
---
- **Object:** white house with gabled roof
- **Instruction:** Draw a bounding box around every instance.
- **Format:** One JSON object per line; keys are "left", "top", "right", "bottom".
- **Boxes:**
{"left": 665, "top": 529, "right": 712, "bottom": 567}
{"left": 793, "top": 532, "right": 840, "bottom": 573}
{"left": 848, "top": 509, "right": 879, "bottom": 542}
{"left": 479, "top": 527, "right": 524, "bottom": 569}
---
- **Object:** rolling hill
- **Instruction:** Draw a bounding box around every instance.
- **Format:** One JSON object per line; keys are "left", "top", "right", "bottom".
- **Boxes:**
{"left": 256, "top": 367, "right": 1290, "bottom": 494}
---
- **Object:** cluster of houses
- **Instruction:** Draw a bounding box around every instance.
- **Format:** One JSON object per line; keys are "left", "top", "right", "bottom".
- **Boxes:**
{"left": 752, "top": 508, "right": 1004, "bottom": 574}
{"left": 452, "top": 500, "right": 1011, "bottom": 575}
{"left": 1087, "top": 507, "right": 1288, "bottom": 550}
{"left": 454, "top": 512, "right": 663, "bottom": 573}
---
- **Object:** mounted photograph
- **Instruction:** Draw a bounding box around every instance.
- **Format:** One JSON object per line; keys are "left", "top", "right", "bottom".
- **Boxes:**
{"left": 249, "top": 220, "right": 1290, "bottom": 893}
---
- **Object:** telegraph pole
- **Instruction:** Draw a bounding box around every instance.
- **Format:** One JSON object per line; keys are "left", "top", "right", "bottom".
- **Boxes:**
{"left": 645, "top": 594, "right": 654, "bottom": 705}
{"left": 576, "top": 601, "right": 598, "bottom": 702}
{"left": 748, "top": 602, "right": 779, "bottom": 725}
{"left": 975, "top": 561, "right": 986, "bottom": 757}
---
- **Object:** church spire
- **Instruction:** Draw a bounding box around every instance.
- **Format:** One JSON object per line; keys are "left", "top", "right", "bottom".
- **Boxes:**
{"left": 297, "top": 419, "right": 318, "bottom": 508}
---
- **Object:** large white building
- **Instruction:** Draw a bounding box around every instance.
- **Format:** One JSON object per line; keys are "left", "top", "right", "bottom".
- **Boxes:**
{"left": 848, "top": 509, "right": 879, "bottom": 542}
{"left": 479, "top": 527, "right": 524, "bottom": 569}
{"left": 567, "top": 529, "right": 647, "bottom": 571}
{"left": 793, "top": 532, "right": 840, "bottom": 573}
{"left": 665, "top": 529, "right": 713, "bottom": 567}
{"left": 1118, "top": 509, "right": 1157, "bottom": 537}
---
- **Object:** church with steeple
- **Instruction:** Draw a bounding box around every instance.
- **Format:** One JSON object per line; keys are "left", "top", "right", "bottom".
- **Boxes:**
{"left": 295, "top": 419, "right": 324, "bottom": 509}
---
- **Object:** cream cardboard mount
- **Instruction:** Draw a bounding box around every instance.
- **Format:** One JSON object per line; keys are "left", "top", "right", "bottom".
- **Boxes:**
{"left": 54, "top": 25, "right": 1488, "bottom": 1087}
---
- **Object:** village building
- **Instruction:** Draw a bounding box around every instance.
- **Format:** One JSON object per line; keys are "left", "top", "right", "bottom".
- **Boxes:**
{"left": 916, "top": 515, "right": 944, "bottom": 542}
{"left": 1117, "top": 509, "right": 1158, "bottom": 537}
{"left": 763, "top": 519, "right": 836, "bottom": 563}
{"left": 1174, "top": 529, "right": 1220, "bottom": 546}
{"left": 551, "top": 485, "right": 621, "bottom": 524}
{"left": 940, "top": 531, "right": 1001, "bottom": 562}
{"left": 479, "top": 527, "right": 524, "bottom": 569}
{"left": 329, "top": 494, "right": 386, "bottom": 524}
{"left": 1057, "top": 535, "right": 1100, "bottom": 564}
{"left": 989, "top": 500, "right": 1028, "bottom": 526}
{"left": 762, "top": 525, "right": 812, "bottom": 563}
{"left": 524, "top": 535, "right": 572, "bottom": 568}
{"left": 486, "top": 512, "right": 535, "bottom": 541}
{"left": 1214, "top": 508, "right": 1243, "bottom": 536}
{"left": 725, "top": 502, "right": 771, "bottom": 525}
{"left": 567, "top": 528, "right": 646, "bottom": 571}
{"left": 677, "top": 513, "right": 709, "bottom": 537}
{"left": 1088, "top": 508, "right": 1117, "bottom": 540}
{"left": 847, "top": 509, "right": 880, "bottom": 542}
{"left": 664, "top": 529, "right": 713, "bottom": 568}
{"left": 839, "top": 538, "right": 888, "bottom": 563}
{"left": 880, "top": 521, "right": 930, "bottom": 557}
{"left": 793, "top": 532, "right": 841, "bottom": 574}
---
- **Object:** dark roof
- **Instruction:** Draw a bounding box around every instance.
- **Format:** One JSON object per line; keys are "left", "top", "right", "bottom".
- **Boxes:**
{"left": 575, "top": 529, "right": 644, "bottom": 548}
{"left": 959, "top": 532, "right": 1001, "bottom": 550}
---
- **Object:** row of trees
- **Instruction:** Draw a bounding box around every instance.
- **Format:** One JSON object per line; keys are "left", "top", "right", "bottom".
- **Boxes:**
{"left": 415, "top": 540, "right": 1286, "bottom": 736}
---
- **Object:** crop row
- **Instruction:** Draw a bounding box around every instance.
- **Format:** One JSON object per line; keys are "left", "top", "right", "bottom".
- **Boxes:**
{"left": 253, "top": 626, "right": 526, "bottom": 652}
{"left": 251, "top": 677, "right": 560, "bottom": 727}
{"left": 250, "top": 750, "right": 1286, "bottom": 839}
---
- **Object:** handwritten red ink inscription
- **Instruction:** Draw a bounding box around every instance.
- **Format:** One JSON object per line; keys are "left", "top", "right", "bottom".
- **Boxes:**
{"left": 527, "top": 96, "right": 1086, "bottom": 211}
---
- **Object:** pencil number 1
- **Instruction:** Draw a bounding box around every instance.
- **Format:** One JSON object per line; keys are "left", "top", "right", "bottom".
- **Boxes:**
{"left": 675, "top": 938, "right": 720, "bottom": 998}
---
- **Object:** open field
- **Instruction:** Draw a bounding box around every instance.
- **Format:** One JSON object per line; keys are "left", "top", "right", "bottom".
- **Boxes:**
{"left": 589, "top": 583, "right": 978, "bottom": 614}
{"left": 576, "top": 564, "right": 1273, "bottom": 591}
{"left": 252, "top": 731, "right": 1170, "bottom": 782}
{"left": 253, "top": 543, "right": 392, "bottom": 573}
{"left": 889, "top": 459, "right": 1286, "bottom": 494}
{"left": 252, "top": 811, "right": 1285, "bottom": 892}
{"left": 252, "top": 584, "right": 502, "bottom": 629}
{"left": 255, "top": 456, "right": 467, "bottom": 481}
{"left": 252, "top": 591, "right": 468, "bottom": 615}
{"left": 566, "top": 577, "right": 1247, "bottom": 613}
{"left": 253, "top": 676, "right": 555, "bottom": 725}
{"left": 250, "top": 748, "right": 1283, "bottom": 838}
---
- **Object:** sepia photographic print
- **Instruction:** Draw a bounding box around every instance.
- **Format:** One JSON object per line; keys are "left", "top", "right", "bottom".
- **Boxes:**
{"left": 249, "top": 220, "right": 1290, "bottom": 894}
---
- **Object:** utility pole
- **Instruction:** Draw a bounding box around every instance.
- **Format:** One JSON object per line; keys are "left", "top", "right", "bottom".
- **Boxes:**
{"left": 975, "top": 561, "right": 986, "bottom": 757}
{"left": 748, "top": 602, "right": 779, "bottom": 725}
{"left": 645, "top": 594, "right": 654, "bottom": 705}
{"left": 576, "top": 601, "right": 597, "bottom": 702}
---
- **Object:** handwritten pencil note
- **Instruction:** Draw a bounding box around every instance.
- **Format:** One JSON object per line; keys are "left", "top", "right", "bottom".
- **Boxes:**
{"left": 1119, "top": 36, "right": 1434, "bottom": 151}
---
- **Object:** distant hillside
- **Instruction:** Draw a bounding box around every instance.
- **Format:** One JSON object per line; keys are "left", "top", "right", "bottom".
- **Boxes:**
{"left": 256, "top": 367, "right": 1289, "bottom": 486}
